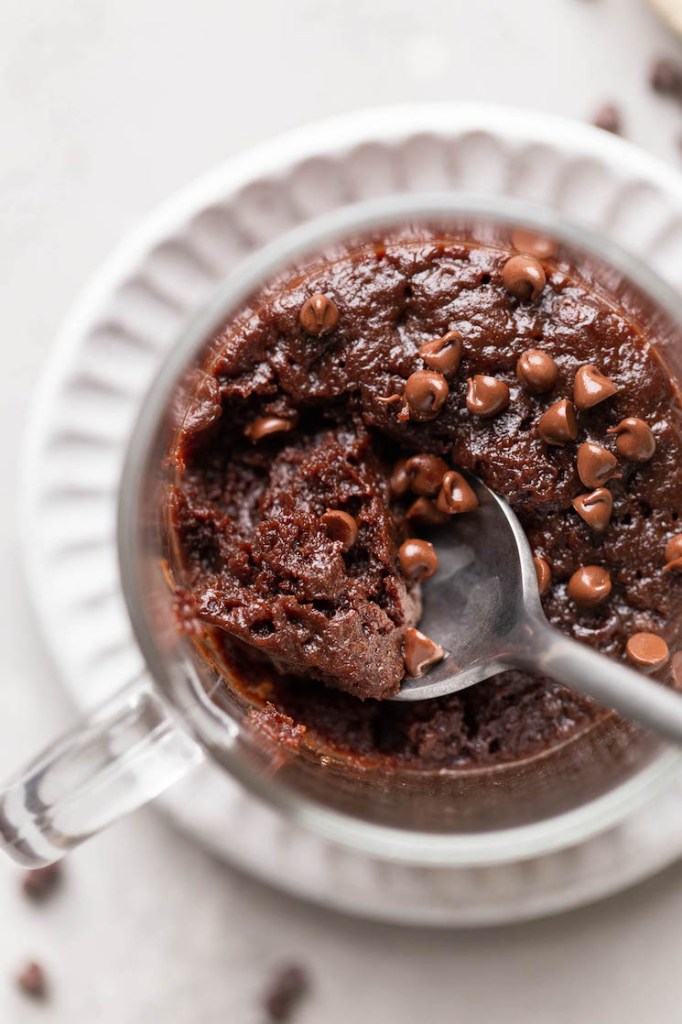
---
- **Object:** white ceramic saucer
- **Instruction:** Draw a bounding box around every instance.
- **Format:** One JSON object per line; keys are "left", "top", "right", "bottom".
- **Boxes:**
{"left": 20, "top": 104, "right": 682, "bottom": 926}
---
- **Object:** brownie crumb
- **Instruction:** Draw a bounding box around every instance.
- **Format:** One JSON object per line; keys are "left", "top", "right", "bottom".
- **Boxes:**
{"left": 592, "top": 103, "right": 622, "bottom": 135}
{"left": 263, "top": 964, "right": 309, "bottom": 1022}
{"left": 22, "top": 862, "right": 62, "bottom": 902}
{"left": 15, "top": 960, "right": 47, "bottom": 999}
{"left": 650, "top": 56, "right": 682, "bottom": 101}
{"left": 248, "top": 703, "right": 307, "bottom": 750}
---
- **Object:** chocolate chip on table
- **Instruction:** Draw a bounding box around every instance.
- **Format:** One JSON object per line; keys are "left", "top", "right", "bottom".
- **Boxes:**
{"left": 466, "top": 375, "right": 510, "bottom": 417}
{"left": 626, "top": 632, "right": 670, "bottom": 672}
{"left": 403, "top": 370, "right": 449, "bottom": 421}
{"left": 403, "top": 454, "right": 449, "bottom": 496}
{"left": 567, "top": 565, "right": 612, "bottom": 607}
{"left": 22, "top": 862, "right": 61, "bottom": 902}
{"left": 403, "top": 626, "right": 445, "bottom": 677}
{"left": 537, "top": 399, "right": 578, "bottom": 446}
{"left": 511, "top": 228, "right": 557, "bottom": 260}
{"left": 436, "top": 471, "right": 479, "bottom": 515}
{"left": 298, "top": 293, "right": 339, "bottom": 336}
{"left": 320, "top": 509, "right": 358, "bottom": 551}
{"left": 502, "top": 254, "right": 546, "bottom": 301}
{"left": 406, "top": 496, "right": 450, "bottom": 527}
{"left": 15, "top": 961, "right": 47, "bottom": 999}
{"left": 533, "top": 556, "right": 552, "bottom": 597}
{"left": 516, "top": 349, "right": 559, "bottom": 394}
{"left": 663, "top": 533, "right": 682, "bottom": 572}
{"left": 263, "top": 964, "right": 309, "bottom": 1023}
{"left": 606, "top": 417, "right": 656, "bottom": 462}
{"left": 576, "top": 442, "right": 620, "bottom": 488}
{"left": 592, "top": 103, "right": 622, "bottom": 134}
{"left": 572, "top": 487, "right": 613, "bottom": 532}
{"left": 573, "top": 364, "right": 618, "bottom": 410}
{"left": 399, "top": 538, "right": 439, "bottom": 582}
{"left": 244, "top": 416, "right": 296, "bottom": 443}
{"left": 419, "top": 330, "right": 463, "bottom": 376}
{"left": 650, "top": 56, "right": 682, "bottom": 100}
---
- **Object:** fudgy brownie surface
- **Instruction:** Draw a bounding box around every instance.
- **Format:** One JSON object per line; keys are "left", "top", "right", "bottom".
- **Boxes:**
{"left": 167, "top": 230, "right": 682, "bottom": 770}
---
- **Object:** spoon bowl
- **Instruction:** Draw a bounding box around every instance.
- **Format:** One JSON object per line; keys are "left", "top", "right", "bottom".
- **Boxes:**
{"left": 396, "top": 477, "right": 539, "bottom": 700}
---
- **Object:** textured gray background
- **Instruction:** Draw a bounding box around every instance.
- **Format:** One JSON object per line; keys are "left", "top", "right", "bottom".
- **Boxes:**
{"left": 2, "top": 0, "right": 682, "bottom": 1019}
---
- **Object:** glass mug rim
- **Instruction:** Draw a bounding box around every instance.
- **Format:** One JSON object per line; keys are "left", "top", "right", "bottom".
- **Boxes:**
{"left": 117, "top": 192, "right": 682, "bottom": 867}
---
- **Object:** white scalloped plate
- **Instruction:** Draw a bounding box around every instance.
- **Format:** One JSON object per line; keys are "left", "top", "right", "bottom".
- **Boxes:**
{"left": 20, "top": 104, "right": 682, "bottom": 926}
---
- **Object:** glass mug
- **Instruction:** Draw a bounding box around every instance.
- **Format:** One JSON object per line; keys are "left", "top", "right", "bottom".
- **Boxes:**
{"left": 2, "top": 194, "right": 681, "bottom": 870}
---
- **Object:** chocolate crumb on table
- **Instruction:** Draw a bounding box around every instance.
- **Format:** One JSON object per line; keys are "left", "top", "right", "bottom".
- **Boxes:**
{"left": 22, "top": 862, "right": 62, "bottom": 902}
{"left": 263, "top": 963, "right": 309, "bottom": 1022}
{"left": 15, "top": 960, "right": 47, "bottom": 999}
{"left": 650, "top": 56, "right": 682, "bottom": 101}
{"left": 591, "top": 103, "right": 623, "bottom": 134}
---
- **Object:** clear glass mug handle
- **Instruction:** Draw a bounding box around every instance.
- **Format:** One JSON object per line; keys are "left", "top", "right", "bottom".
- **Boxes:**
{"left": 0, "top": 676, "right": 204, "bottom": 867}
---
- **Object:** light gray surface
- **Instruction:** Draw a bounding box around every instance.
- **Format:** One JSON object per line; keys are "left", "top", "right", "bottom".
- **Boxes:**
{"left": 2, "top": 0, "right": 682, "bottom": 1019}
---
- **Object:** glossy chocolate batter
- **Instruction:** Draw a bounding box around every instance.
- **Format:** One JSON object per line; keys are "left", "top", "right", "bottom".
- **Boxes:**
{"left": 166, "top": 229, "right": 682, "bottom": 770}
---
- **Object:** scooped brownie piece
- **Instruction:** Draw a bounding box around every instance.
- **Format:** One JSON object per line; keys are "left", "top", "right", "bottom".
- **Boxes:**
{"left": 170, "top": 420, "right": 420, "bottom": 699}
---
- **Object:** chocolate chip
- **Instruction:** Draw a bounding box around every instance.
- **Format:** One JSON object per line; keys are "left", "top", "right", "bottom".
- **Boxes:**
{"left": 567, "top": 565, "right": 612, "bottom": 607}
{"left": 626, "top": 632, "right": 670, "bottom": 672}
{"left": 403, "top": 627, "right": 445, "bottom": 677}
{"left": 403, "top": 370, "right": 449, "bottom": 421}
{"left": 299, "top": 293, "right": 339, "bottom": 336}
{"left": 516, "top": 349, "right": 559, "bottom": 394}
{"left": 502, "top": 254, "right": 546, "bottom": 301}
{"left": 572, "top": 487, "right": 613, "bottom": 532}
{"left": 22, "top": 863, "right": 61, "bottom": 902}
{"left": 16, "top": 961, "right": 47, "bottom": 999}
{"left": 537, "top": 399, "right": 578, "bottom": 445}
{"left": 592, "top": 103, "right": 622, "bottom": 134}
{"left": 573, "top": 364, "right": 618, "bottom": 410}
{"left": 389, "top": 459, "right": 411, "bottom": 497}
{"left": 403, "top": 454, "right": 449, "bottom": 496}
{"left": 511, "top": 229, "right": 557, "bottom": 260}
{"left": 436, "top": 471, "right": 479, "bottom": 514}
{"left": 320, "top": 510, "right": 358, "bottom": 551}
{"left": 576, "top": 442, "right": 620, "bottom": 488}
{"left": 399, "top": 538, "right": 439, "bottom": 582}
{"left": 419, "top": 330, "right": 463, "bottom": 376}
{"left": 663, "top": 533, "right": 682, "bottom": 572}
{"left": 650, "top": 56, "right": 682, "bottom": 100}
{"left": 263, "top": 964, "right": 309, "bottom": 1022}
{"left": 465, "top": 375, "right": 510, "bottom": 417}
{"left": 244, "top": 416, "right": 296, "bottom": 442}
{"left": 533, "top": 556, "right": 552, "bottom": 597}
{"left": 606, "top": 417, "right": 656, "bottom": 462}
{"left": 406, "top": 496, "right": 450, "bottom": 527}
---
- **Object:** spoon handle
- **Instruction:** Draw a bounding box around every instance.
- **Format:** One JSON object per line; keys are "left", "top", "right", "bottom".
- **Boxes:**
{"left": 525, "top": 619, "right": 682, "bottom": 747}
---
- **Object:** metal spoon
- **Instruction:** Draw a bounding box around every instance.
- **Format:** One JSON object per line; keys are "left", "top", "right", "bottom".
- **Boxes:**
{"left": 392, "top": 474, "right": 682, "bottom": 747}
